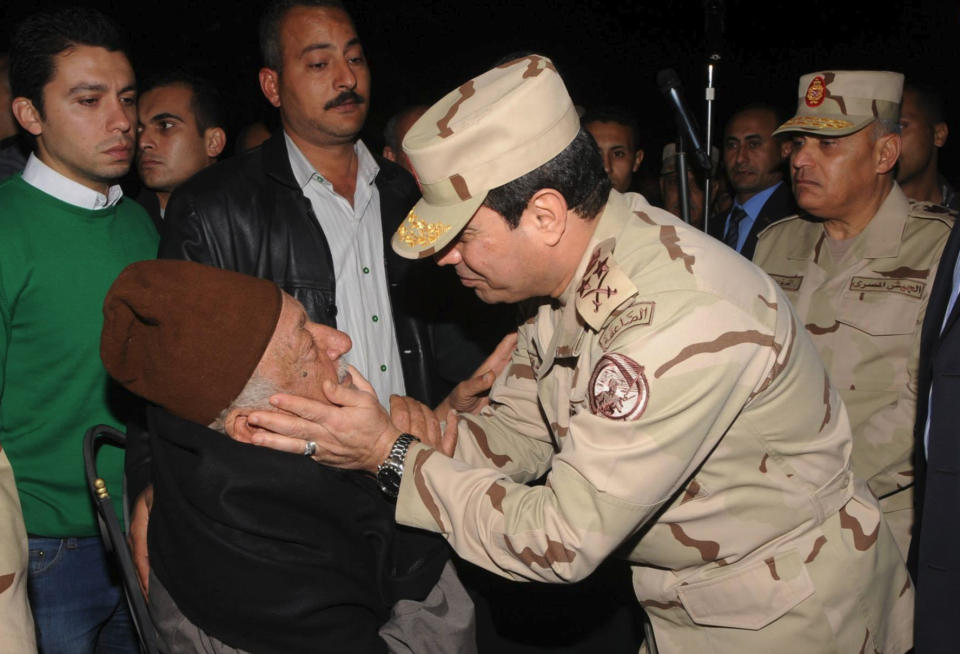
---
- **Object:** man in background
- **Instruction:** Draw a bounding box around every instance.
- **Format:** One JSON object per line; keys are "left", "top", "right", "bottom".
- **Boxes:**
{"left": 897, "top": 81, "right": 958, "bottom": 210}
{"left": 382, "top": 104, "right": 426, "bottom": 175}
{"left": 583, "top": 106, "right": 643, "bottom": 193}
{"left": 715, "top": 103, "right": 795, "bottom": 259}
{"left": 136, "top": 71, "right": 226, "bottom": 229}
{"left": 754, "top": 70, "right": 953, "bottom": 557}
{"left": 0, "top": 53, "right": 28, "bottom": 180}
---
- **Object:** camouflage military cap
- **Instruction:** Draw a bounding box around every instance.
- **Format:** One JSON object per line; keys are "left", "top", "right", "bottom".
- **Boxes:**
{"left": 774, "top": 70, "right": 904, "bottom": 137}
{"left": 391, "top": 54, "right": 580, "bottom": 259}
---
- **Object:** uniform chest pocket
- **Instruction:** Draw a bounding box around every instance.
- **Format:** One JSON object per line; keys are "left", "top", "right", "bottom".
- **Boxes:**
{"left": 836, "top": 282, "right": 923, "bottom": 337}
{"left": 677, "top": 549, "right": 815, "bottom": 630}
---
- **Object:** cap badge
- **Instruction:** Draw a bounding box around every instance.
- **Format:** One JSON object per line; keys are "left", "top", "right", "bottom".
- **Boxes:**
{"left": 589, "top": 353, "right": 649, "bottom": 421}
{"left": 395, "top": 209, "right": 451, "bottom": 249}
{"left": 805, "top": 76, "right": 826, "bottom": 107}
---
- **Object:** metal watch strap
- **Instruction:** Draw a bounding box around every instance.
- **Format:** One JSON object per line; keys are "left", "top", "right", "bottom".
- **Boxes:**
{"left": 376, "top": 433, "right": 418, "bottom": 499}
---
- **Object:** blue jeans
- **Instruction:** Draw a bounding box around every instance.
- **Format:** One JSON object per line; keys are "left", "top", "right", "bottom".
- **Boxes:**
{"left": 27, "top": 536, "right": 139, "bottom": 654}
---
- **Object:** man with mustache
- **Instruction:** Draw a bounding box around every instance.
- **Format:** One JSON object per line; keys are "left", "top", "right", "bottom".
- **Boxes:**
{"left": 136, "top": 0, "right": 480, "bottom": 640}
{"left": 2, "top": 7, "right": 157, "bottom": 652}
{"left": 754, "top": 71, "right": 955, "bottom": 558}
{"left": 157, "top": 0, "right": 439, "bottom": 416}
{"left": 714, "top": 103, "right": 795, "bottom": 259}
{"left": 135, "top": 72, "right": 226, "bottom": 230}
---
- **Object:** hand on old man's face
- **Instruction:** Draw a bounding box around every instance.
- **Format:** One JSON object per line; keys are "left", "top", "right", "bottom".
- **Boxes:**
{"left": 245, "top": 366, "right": 458, "bottom": 474}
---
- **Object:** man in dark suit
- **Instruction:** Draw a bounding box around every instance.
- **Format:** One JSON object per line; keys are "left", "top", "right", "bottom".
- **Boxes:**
{"left": 913, "top": 214, "right": 960, "bottom": 653}
{"left": 713, "top": 103, "right": 795, "bottom": 259}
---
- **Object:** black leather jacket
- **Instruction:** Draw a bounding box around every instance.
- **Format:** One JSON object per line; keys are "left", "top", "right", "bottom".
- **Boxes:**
{"left": 159, "top": 133, "right": 440, "bottom": 405}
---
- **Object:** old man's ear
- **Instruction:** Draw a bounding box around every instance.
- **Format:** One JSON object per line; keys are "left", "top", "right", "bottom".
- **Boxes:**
{"left": 223, "top": 408, "right": 257, "bottom": 443}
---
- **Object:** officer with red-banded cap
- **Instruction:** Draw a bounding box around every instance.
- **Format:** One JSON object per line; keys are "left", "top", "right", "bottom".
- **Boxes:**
{"left": 754, "top": 71, "right": 955, "bottom": 560}
{"left": 248, "top": 56, "right": 915, "bottom": 653}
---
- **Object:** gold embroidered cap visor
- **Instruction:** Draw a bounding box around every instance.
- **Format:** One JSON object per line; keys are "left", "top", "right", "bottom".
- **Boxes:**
{"left": 773, "top": 70, "right": 903, "bottom": 138}
{"left": 391, "top": 54, "right": 580, "bottom": 259}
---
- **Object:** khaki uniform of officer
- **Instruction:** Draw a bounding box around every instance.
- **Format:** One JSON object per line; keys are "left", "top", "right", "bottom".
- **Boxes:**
{"left": 754, "top": 71, "right": 955, "bottom": 557}
{"left": 390, "top": 57, "right": 913, "bottom": 653}
{"left": 0, "top": 447, "right": 36, "bottom": 653}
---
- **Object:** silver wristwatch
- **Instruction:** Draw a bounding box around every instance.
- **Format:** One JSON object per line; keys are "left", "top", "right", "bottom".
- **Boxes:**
{"left": 377, "top": 433, "right": 418, "bottom": 499}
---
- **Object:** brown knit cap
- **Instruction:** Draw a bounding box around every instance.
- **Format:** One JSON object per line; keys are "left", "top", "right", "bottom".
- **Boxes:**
{"left": 100, "top": 260, "right": 283, "bottom": 426}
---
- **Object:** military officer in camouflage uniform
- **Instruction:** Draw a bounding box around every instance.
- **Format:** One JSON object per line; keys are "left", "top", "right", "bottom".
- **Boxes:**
{"left": 753, "top": 71, "right": 955, "bottom": 558}
{"left": 248, "top": 57, "right": 914, "bottom": 653}
{"left": 0, "top": 447, "right": 35, "bottom": 653}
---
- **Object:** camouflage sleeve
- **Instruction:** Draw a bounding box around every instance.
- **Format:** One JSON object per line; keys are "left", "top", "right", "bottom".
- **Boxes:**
{"left": 0, "top": 450, "right": 35, "bottom": 653}
{"left": 451, "top": 318, "right": 557, "bottom": 483}
{"left": 396, "top": 291, "right": 782, "bottom": 583}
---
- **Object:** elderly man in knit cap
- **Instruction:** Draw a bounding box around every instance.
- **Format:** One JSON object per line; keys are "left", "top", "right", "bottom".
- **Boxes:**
{"left": 753, "top": 71, "right": 955, "bottom": 559}
{"left": 245, "top": 55, "right": 915, "bottom": 653}
{"left": 100, "top": 260, "right": 475, "bottom": 654}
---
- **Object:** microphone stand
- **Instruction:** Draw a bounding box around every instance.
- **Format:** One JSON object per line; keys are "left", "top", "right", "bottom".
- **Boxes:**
{"left": 675, "top": 131, "right": 691, "bottom": 224}
{"left": 702, "top": 0, "right": 725, "bottom": 234}
{"left": 703, "top": 61, "right": 717, "bottom": 233}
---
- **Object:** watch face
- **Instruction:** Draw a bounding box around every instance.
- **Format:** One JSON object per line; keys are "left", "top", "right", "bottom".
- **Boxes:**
{"left": 379, "top": 467, "right": 402, "bottom": 495}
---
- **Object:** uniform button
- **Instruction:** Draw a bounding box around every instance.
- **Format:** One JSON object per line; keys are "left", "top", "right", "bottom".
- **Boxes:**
{"left": 380, "top": 364, "right": 388, "bottom": 372}
{"left": 362, "top": 266, "right": 370, "bottom": 274}
{"left": 372, "top": 315, "right": 379, "bottom": 322}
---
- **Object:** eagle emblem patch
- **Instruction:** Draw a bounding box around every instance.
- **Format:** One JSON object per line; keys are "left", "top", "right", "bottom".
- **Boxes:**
{"left": 588, "top": 353, "right": 649, "bottom": 421}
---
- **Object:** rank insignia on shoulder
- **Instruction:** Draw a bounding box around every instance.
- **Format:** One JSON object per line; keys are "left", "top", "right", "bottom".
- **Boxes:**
{"left": 576, "top": 240, "right": 637, "bottom": 330}
{"left": 589, "top": 353, "right": 649, "bottom": 421}
{"left": 908, "top": 200, "right": 958, "bottom": 221}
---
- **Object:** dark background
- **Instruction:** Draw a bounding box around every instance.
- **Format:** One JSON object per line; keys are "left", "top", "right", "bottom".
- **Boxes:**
{"left": 2, "top": 2, "right": 957, "bottom": 649}
{"left": 5, "top": 0, "right": 960, "bottom": 181}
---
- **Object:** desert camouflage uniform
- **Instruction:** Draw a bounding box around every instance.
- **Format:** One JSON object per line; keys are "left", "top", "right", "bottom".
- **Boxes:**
{"left": 0, "top": 445, "right": 35, "bottom": 653}
{"left": 396, "top": 190, "right": 913, "bottom": 653}
{"left": 754, "top": 183, "right": 954, "bottom": 556}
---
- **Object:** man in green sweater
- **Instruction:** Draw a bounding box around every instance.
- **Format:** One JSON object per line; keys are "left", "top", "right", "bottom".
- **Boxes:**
{"left": 2, "top": 8, "right": 157, "bottom": 652}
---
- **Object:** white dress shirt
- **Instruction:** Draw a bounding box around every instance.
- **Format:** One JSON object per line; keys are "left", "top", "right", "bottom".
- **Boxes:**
{"left": 22, "top": 153, "right": 123, "bottom": 209}
{"left": 285, "top": 133, "right": 406, "bottom": 406}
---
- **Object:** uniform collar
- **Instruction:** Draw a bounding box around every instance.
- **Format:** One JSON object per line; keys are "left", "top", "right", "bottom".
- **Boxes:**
{"left": 557, "top": 190, "right": 635, "bottom": 307}
{"left": 854, "top": 182, "right": 909, "bottom": 259}
{"left": 786, "top": 182, "right": 908, "bottom": 262}
{"left": 540, "top": 191, "right": 639, "bottom": 369}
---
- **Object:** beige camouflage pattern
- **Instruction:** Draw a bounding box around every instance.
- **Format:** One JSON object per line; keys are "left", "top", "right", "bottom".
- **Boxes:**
{"left": 396, "top": 191, "right": 913, "bottom": 653}
{"left": 754, "top": 184, "right": 954, "bottom": 557}
{"left": 773, "top": 70, "right": 903, "bottom": 137}
{"left": 393, "top": 54, "right": 580, "bottom": 259}
{"left": 0, "top": 445, "right": 36, "bottom": 653}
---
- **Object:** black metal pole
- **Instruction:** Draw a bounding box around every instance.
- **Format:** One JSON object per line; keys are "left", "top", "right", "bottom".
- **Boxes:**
{"left": 675, "top": 130, "right": 691, "bottom": 224}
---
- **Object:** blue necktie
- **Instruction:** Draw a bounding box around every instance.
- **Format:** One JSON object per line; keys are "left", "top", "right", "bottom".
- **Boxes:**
{"left": 724, "top": 206, "right": 747, "bottom": 250}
